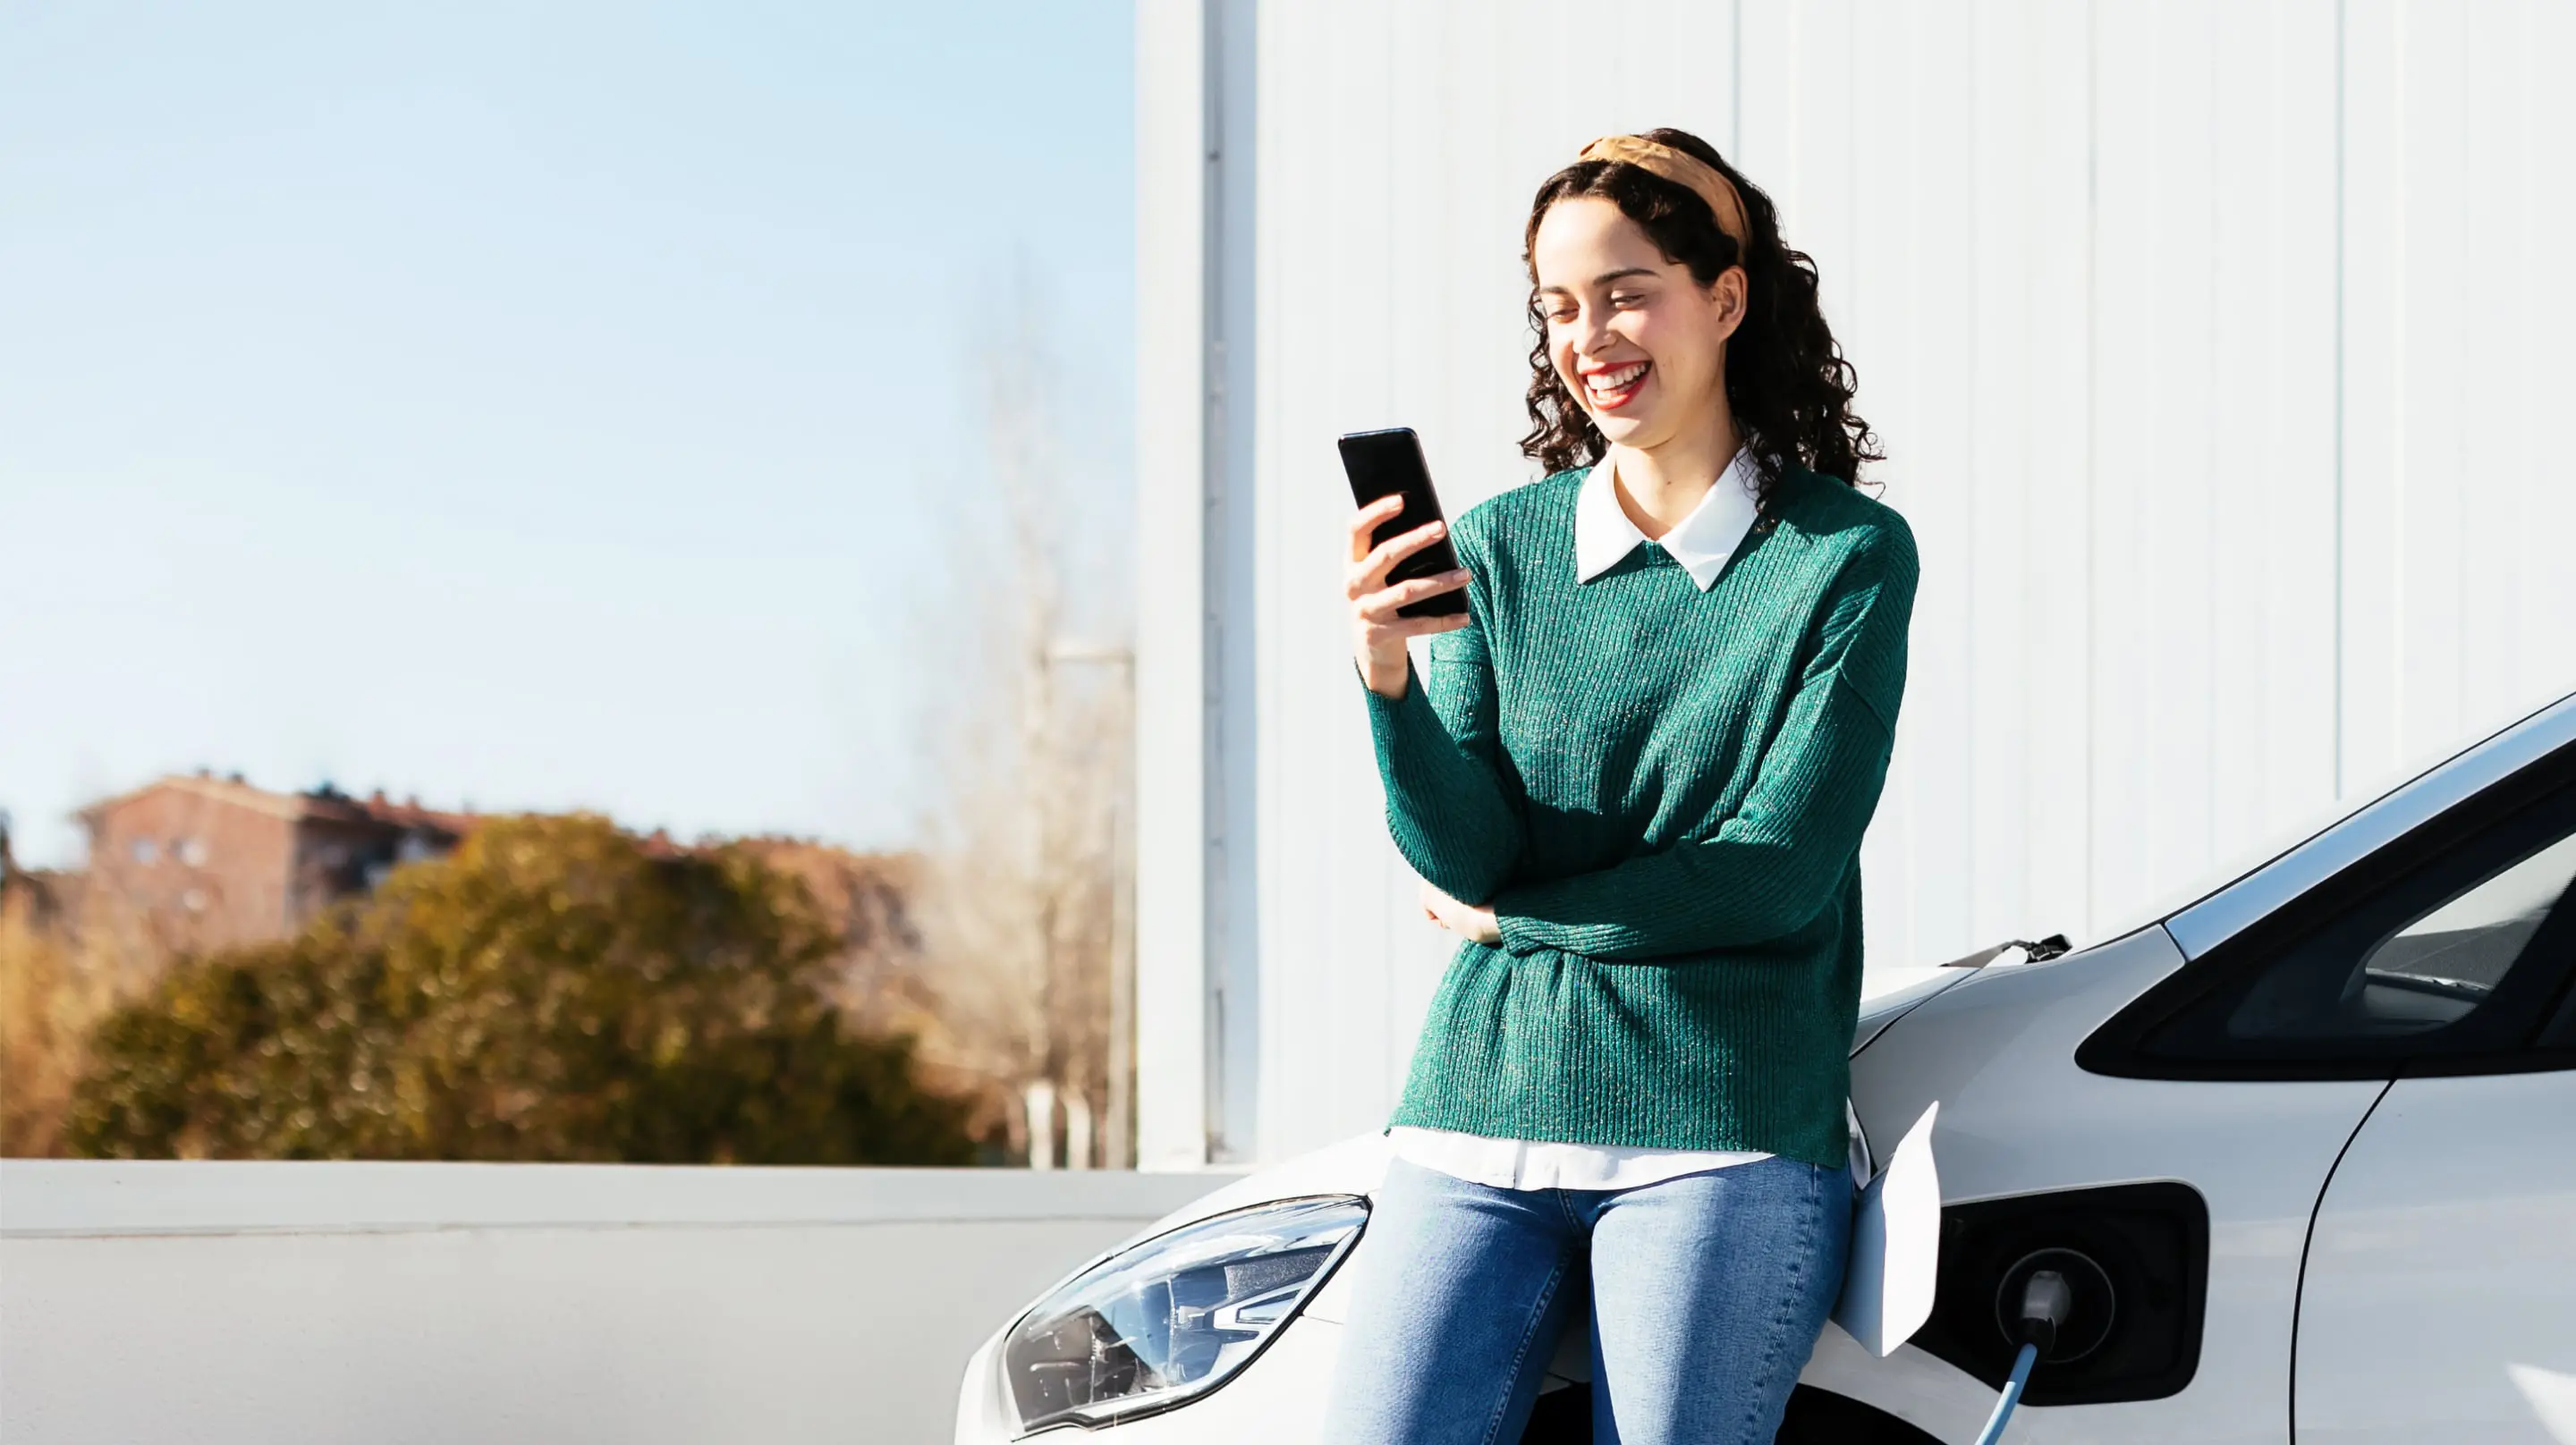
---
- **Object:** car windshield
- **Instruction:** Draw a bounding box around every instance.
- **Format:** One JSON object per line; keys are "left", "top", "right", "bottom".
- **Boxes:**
{"left": 2074, "top": 790, "right": 2367, "bottom": 952}
{"left": 2076, "top": 701, "right": 2572, "bottom": 954}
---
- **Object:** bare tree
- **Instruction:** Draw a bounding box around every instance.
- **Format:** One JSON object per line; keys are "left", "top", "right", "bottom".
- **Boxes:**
{"left": 906, "top": 270, "right": 1133, "bottom": 1167}
{"left": 1, "top": 813, "right": 156, "bottom": 1157}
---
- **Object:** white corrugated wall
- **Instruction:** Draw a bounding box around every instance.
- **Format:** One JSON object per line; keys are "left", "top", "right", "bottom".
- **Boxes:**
{"left": 1136, "top": 0, "right": 2576, "bottom": 1167}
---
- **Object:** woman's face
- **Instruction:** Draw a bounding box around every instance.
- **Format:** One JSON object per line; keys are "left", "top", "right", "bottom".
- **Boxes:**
{"left": 1531, "top": 195, "right": 1744, "bottom": 452}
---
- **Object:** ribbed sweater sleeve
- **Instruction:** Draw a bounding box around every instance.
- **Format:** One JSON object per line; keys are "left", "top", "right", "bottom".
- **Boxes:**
{"left": 1359, "top": 610, "right": 1524, "bottom": 904}
{"left": 1488, "top": 537, "right": 1917, "bottom": 959}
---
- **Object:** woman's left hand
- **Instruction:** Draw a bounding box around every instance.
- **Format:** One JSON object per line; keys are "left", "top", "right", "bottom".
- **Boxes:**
{"left": 1419, "top": 880, "right": 1501, "bottom": 944}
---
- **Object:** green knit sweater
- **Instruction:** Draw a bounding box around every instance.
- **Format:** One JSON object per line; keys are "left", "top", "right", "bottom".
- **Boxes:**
{"left": 1361, "top": 458, "right": 1918, "bottom": 1169}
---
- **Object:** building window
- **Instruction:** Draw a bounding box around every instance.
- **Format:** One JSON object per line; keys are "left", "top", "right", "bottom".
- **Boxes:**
{"left": 176, "top": 837, "right": 208, "bottom": 867}
{"left": 129, "top": 837, "right": 158, "bottom": 865}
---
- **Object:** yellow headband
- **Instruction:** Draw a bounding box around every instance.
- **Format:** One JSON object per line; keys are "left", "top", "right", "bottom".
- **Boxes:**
{"left": 1575, "top": 134, "right": 1750, "bottom": 252}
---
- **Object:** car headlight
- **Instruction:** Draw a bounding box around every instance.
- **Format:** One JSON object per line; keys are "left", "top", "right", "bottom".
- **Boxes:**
{"left": 1001, "top": 1194, "right": 1368, "bottom": 1432}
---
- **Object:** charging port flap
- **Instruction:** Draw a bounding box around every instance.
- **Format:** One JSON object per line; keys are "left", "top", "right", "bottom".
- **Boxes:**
{"left": 1833, "top": 1102, "right": 1943, "bottom": 1357}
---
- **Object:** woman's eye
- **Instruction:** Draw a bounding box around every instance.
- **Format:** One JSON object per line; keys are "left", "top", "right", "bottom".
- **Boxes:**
{"left": 1611, "top": 292, "right": 1644, "bottom": 306}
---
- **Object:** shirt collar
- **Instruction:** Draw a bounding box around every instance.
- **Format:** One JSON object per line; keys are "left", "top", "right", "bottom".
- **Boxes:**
{"left": 1573, "top": 444, "right": 1762, "bottom": 590}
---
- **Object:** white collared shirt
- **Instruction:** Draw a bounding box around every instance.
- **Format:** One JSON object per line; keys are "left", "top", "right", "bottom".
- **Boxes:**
{"left": 1572, "top": 443, "right": 1762, "bottom": 590}
{"left": 1385, "top": 1106, "right": 1870, "bottom": 1192}
{"left": 1385, "top": 1124, "right": 1775, "bottom": 1191}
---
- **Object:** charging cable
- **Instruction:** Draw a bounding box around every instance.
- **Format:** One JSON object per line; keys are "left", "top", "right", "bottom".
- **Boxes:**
{"left": 1971, "top": 1268, "right": 2072, "bottom": 1445}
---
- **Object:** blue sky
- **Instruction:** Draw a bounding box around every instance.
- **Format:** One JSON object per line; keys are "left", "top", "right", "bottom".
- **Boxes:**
{"left": 0, "top": 3, "right": 1135, "bottom": 868}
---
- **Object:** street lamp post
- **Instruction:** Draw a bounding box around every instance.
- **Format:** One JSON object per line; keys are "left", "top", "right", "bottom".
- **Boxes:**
{"left": 1043, "top": 641, "right": 1137, "bottom": 1170}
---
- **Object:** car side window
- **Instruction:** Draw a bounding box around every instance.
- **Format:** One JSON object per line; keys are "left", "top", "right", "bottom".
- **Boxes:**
{"left": 2224, "top": 825, "right": 2576, "bottom": 1044}
{"left": 2093, "top": 770, "right": 2576, "bottom": 1077}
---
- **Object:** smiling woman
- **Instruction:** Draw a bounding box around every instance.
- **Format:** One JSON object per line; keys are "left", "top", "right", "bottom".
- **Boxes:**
{"left": 1520, "top": 131, "right": 1879, "bottom": 501}
{"left": 1330, "top": 127, "right": 1915, "bottom": 1445}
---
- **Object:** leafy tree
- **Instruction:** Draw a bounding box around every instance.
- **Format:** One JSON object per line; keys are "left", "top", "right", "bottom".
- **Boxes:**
{"left": 64, "top": 813, "right": 976, "bottom": 1164}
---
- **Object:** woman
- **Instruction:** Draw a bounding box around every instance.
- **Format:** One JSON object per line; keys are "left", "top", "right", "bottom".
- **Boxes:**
{"left": 1321, "top": 129, "right": 1917, "bottom": 1444}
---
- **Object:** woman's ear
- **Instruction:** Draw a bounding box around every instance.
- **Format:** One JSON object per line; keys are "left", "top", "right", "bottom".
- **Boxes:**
{"left": 1710, "top": 265, "right": 1749, "bottom": 339}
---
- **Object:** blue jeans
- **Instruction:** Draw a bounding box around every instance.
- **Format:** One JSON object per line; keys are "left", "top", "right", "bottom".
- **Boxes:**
{"left": 1318, "top": 1153, "right": 1854, "bottom": 1445}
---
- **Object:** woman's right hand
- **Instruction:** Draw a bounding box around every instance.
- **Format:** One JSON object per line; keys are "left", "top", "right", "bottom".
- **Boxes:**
{"left": 1346, "top": 494, "right": 1471, "bottom": 699}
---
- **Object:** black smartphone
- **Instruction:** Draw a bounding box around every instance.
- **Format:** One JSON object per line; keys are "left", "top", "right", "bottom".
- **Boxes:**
{"left": 1338, "top": 427, "right": 1467, "bottom": 618}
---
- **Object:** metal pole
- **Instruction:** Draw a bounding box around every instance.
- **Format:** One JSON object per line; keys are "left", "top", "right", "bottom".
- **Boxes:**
{"left": 1106, "top": 746, "right": 1134, "bottom": 1169}
{"left": 1046, "top": 641, "right": 1137, "bottom": 1170}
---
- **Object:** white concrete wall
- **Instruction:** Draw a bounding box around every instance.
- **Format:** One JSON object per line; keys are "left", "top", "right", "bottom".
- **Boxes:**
{"left": 1136, "top": 0, "right": 2576, "bottom": 1165}
{"left": 0, "top": 1161, "right": 1236, "bottom": 1445}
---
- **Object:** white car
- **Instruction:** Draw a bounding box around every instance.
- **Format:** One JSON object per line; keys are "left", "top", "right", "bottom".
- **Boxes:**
{"left": 956, "top": 691, "right": 2576, "bottom": 1444}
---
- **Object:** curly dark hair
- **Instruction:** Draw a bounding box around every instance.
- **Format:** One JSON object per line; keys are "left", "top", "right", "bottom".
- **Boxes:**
{"left": 1520, "top": 128, "right": 1881, "bottom": 501}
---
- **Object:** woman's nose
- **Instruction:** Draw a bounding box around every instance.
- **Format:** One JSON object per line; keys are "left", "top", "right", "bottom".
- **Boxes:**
{"left": 1574, "top": 306, "right": 1618, "bottom": 355}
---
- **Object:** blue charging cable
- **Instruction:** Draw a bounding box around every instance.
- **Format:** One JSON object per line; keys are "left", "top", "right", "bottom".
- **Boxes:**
{"left": 1971, "top": 1269, "right": 2072, "bottom": 1445}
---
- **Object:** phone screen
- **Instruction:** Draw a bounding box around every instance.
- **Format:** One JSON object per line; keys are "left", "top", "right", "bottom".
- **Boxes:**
{"left": 1338, "top": 427, "right": 1467, "bottom": 618}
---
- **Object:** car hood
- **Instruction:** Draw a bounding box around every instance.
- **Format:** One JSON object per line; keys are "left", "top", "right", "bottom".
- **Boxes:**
{"left": 1114, "top": 967, "right": 1988, "bottom": 1257}
{"left": 1850, "top": 966, "right": 1979, "bottom": 1054}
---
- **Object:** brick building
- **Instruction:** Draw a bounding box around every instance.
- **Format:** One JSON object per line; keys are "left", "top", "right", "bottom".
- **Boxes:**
{"left": 75, "top": 773, "right": 478, "bottom": 955}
